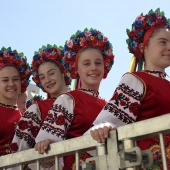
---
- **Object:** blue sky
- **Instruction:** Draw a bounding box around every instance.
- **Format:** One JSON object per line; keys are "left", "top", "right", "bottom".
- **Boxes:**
{"left": 1, "top": 0, "right": 170, "bottom": 100}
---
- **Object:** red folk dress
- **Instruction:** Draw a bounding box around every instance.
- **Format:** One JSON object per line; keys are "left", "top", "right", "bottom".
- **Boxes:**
{"left": 0, "top": 103, "right": 22, "bottom": 156}
{"left": 10, "top": 99, "right": 56, "bottom": 170}
{"left": 11, "top": 99, "right": 55, "bottom": 152}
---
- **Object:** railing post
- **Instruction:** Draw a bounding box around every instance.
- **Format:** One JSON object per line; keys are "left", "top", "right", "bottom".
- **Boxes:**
{"left": 123, "top": 139, "right": 135, "bottom": 170}
{"left": 19, "top": 164, "right": 22, "bottom": 170}
{"left": 55, "top": 156, "right": 59, "bottom": 170}
{"left": 106, "top": 130, "right": 119, "bottom": 170}
{"left": 75, "top": 151, "right": 80, "bottom": 170}
{"left": 96, "top": 143, "right": 106, "bottom": 156}
{"left": 93, "top": 143, "right": 107, "bottom": 170}
{"left": 36, "top": 160, "right": 40, "bottom": 170}
{"left": 159, "top": 133, "right": 168, "bottom": 170}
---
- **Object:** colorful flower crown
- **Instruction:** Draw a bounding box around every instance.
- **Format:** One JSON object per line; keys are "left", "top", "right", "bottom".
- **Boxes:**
{"left": 63, "top": 28, "right": 114, "bottom": 79}
{"left": 126, "top": 8, "right": 170, "bottom": 59}
{"left": 31, "top": 44, "right": 71, "bottom": 92}
{"left": 26, "top": 95, "right": 43, "bottom": 109}
{"left": 0, "top": 47, "right": 31, "bottom": 93}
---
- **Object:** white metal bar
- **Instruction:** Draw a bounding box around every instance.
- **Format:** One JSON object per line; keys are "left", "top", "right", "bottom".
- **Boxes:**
{"left": 118, "top": 114, "right": 170, "bottom": 140}
{"left": 36, "top": 160, "right": 40, "bottom": 170}
{"left": 0, "top": 134, "right": 101, "bottom": 168}
{"left": 159, "top": 133, "right": 168, "bottom": 170}
{"left": 123, "top": 139, "right": 135, "bottom": 170}
{"left": 96, "top": 143, "right": 106, "bottom": 156}
{"left": 55, "top": 156, "right": 59, "bottom": 170}
{"left": 106, "top": 130, "right": 119, "bottom": 170}
{"left": 19, "top": 164, "right": 22, "bottom": 170}
{"left": 75, "top": 151, "right": 79, "bottom": 170}
{"left": 133, "top": 139, "right": 140, "bottom": 170}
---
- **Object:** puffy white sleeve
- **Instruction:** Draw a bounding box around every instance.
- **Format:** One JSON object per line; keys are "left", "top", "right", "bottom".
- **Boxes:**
{"left": 10, "top": 104, "right": 42, "bottom": 153}
{"left": 92, "top": 73, "right": 144, "bottom": 128}
{"left": 35, "top": 94, "right": 74, "bottom": 143}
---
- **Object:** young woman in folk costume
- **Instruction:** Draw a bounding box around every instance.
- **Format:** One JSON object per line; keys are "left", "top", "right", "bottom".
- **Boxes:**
{"left": 0, "top": 47, "right": 30, "bottom": 156}
{"left": 10, "top": 45, "right": 71, "bottom": 170}
{"left": 88, "top": 9, "right": 170, "bottom": 169}
{"left": 34, "top": 28, "right": 114, "bottom": 169}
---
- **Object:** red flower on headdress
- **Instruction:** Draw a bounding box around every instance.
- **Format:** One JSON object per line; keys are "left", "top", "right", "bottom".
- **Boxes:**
{"left": 91, "top": 39, "right": 98, "bottom": 46}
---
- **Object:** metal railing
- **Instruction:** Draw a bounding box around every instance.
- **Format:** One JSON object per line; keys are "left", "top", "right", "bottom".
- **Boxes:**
{"left": 0, "top": 113, "right": 170, "bottom": 170}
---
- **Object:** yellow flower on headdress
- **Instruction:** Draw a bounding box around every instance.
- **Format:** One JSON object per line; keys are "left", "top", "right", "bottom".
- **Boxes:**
{"left": 80, "top": 37, "right": 85, "bottom": 41}
{"left": 90, "top": 36, "right": 95, "bottom": 40}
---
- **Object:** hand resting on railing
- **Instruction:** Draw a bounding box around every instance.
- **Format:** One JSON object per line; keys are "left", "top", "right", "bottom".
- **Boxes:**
{"left": 85, "top": 122, "right": 116, "bottom": 143}
{"left": 35, "top": 139, "right": 54, "bottom": 154}
{"left": 34, "top": 139, "right": 56, "bottom": 168}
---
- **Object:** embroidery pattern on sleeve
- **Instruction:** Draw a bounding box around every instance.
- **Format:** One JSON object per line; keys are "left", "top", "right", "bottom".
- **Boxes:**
{"left": 15, "top": 111, "right": 41, "bottom": 148}
{"left": 104, "top": 83, "right": 143, "bottom": 124}
{"left": 41, "top": 103, "right": 74, "bottom": 140}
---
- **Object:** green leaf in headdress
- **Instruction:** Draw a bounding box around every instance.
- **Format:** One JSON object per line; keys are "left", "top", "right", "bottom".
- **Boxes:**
{"left": 90, "top": 28, "right": 96, "bottom": 31}
{"left": 148, "top": 9, "right": 154, "bottom": 14}
{"left": 75, "top": 30, "right": 81, "bottom": 36}
{"left": 1, "top": 46, "right": 6, "bottom": 51}
{"left": 19, "top": 52, "right": 24, "bottom": 56}
{"left": 126, "top": 29, "right": 130, "bottom": 34}
{"left": 132, "top": 23, "right": 136, "bottom": 29}
{"left": 84, "top": 28, "right": 88, "bottom": 31}
{"left": 7, "top": 47, "right": 12, "bottom": 51}
{"left": 47, "top": 44, "right": 52, "bottom": 48}
{"left": 59, "top": 45, "right": 63, "bottom": 49}
{"left": 160, "top": 11, "right": 165, "bottom": 16}
{"left": 53, "top": 44, "right": 58, "bottom": 48}
{"left": 38, "top": 47, "right": 43, "bottom": 52}
{"left": 167, "top": 18, "right": 170, "bottom": 24}
{"left": 110, "top": 43, "right": 113, "bottom": 48}
{"left": 34, "top": 51, "right": 39, "bottom": 55}
{"left": 155, "top": 8, "right": 160, "bottom": 14}
{"left": 42, "top": 45, "right": 46, "bottom": 49}
{"left": 126, "top": 39, "right": 130, "bottom": 44}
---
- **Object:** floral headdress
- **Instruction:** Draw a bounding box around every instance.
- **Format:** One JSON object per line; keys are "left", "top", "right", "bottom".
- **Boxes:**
{"left": 126, "top": 8, "right": 170, "bottom": 72}
{"left": 0, "top": 47, "right": 31, "bottom": 93}
{"left": 31, "top": 44, "right": 71, "bottom": 92}
{"left": 26, "top": 95, "right": 43, "bottom": 109}
{"left": 63, "top": 28, "right": 114, "bottom": 79}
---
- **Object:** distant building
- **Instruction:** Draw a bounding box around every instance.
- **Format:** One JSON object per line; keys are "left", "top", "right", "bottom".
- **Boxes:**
{"left": 27, "top": 83, "right": 40, "bottom": 100}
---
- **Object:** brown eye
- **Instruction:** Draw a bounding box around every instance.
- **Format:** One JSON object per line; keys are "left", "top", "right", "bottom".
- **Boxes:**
{"left": 160, "top": 40, "right": 166, "bottom": 44}
{"left": 14, "top": 78, "right": 20, "bottom": 81}
{"left": 50, "top": 72, "right": 54, "bottom": 75}
{"left": 84, "top": 63, "right": 90, "bottom": 66}
{"left": 39, "top": 77, "right": 45, "bottom": 80}
{"left": 2, "top": 79, "right": 8, "bottom": 82}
